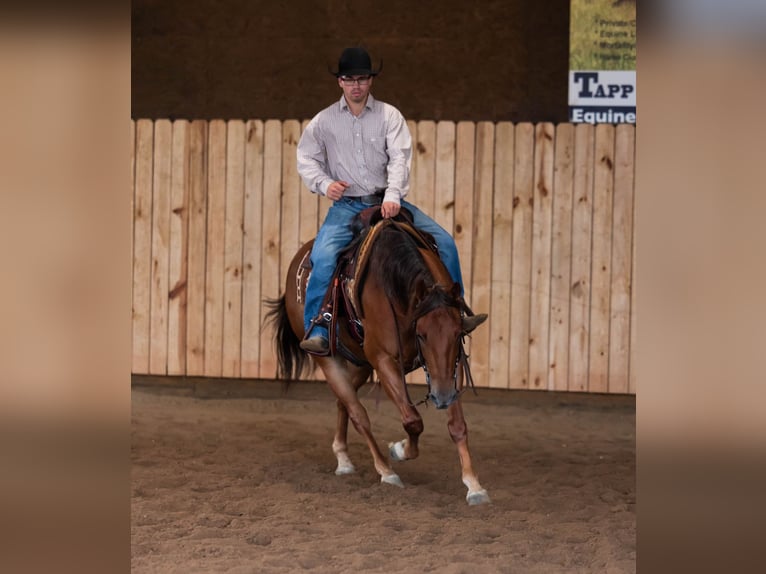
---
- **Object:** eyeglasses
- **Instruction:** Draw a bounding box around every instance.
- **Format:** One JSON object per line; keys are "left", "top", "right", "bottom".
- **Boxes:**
{"left": 340, "top": 75, "right": 372, "bottom": 86}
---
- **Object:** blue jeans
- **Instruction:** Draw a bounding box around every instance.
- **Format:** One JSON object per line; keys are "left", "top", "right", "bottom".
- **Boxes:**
{"left": 304, "top": 197, "right": 465, "bottom": 337}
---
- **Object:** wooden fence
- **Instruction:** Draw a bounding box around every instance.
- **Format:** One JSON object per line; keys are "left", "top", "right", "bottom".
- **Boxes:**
{"left": 131, "top": 119, "right": 636, "bottom": 394}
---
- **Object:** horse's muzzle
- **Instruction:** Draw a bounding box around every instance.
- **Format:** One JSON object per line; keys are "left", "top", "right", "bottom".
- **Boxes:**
{"left": 429, "top": 390, "right": 459, "bottom": 410}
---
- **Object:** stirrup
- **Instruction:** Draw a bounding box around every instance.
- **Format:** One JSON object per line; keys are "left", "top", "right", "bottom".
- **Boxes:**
{"left": 302, "top": 312, "right": 332, "bottom": 355}
{"left": 304, "top": 312, "right": 332, "bottom": 338}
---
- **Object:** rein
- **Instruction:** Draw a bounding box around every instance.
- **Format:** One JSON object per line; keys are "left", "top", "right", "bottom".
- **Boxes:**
{"left": 387, "top": 296, "right": 477, "bottom": 409}
{"left": 387, "top": 298, "right": 424, "bottom": 407}
{"left": 415, "top": 330, "right": 478, "bottom": 403}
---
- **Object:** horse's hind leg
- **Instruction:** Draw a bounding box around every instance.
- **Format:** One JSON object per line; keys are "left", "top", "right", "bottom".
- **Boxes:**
{"left": 447, "top": 400, "right": 491, "bottom": 505}
{"left": 332, "top": 368, "right": 371, "bottom": 475}
{"left": 333, "top": 400, "right": 355, "bottom": 475}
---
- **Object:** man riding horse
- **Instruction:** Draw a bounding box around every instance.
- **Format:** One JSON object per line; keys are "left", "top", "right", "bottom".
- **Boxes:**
{"left": 296, "top": 46, "right": 487, "bottom": 355}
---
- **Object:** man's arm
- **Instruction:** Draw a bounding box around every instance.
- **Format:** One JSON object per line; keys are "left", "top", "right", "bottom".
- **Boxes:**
{"left": 383, "top": 107, "right": 412, "bottom": 207}
{"left": 296, "top": 119, "right": 334, "bottom": 196}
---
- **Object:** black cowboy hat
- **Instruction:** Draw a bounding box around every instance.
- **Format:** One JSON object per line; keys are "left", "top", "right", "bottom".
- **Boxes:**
{"left": 330, "top": 47, "right": 383, "bottom": 77}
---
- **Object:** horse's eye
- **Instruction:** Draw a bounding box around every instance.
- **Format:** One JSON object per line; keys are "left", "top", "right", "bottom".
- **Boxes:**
{"left": 416, "top": 333, "right": 426, "bottom": 343}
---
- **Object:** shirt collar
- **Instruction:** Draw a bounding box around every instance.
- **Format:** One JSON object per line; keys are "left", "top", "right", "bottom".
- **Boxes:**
{"left": 339, "top": 94, "right": 376, "bottom": 113}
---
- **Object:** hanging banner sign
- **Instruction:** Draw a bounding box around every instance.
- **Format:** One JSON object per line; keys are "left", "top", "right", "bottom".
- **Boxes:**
{"left": 569, "top": 0, "right": 636, "bottom": 124}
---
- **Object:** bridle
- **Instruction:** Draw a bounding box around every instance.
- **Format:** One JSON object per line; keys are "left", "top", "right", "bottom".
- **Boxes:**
{"left": 388, "top": 298, "right": 477, "bottom": 408}
{"left": 414, "top": 331, "right": 476, "bottom": 406}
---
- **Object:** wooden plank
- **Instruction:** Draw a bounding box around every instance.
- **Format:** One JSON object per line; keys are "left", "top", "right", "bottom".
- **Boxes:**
{"left": 167, "top": 120, "right": 190, "bottom": 375}
{"left": 588, "top": 124, "right": 615, "bottom": 393}
{"left": 426, "top": 121, "right": 457, "bottom": 386}
{"left": 608, "top": 124, "right": 635, "bottom": 393}
{"left": 454, "top": 121, "right": 475, "bottom": 361}
{"left": 568, "top": 123, "right": 595, "bottom": 392}
{"left": 528, "top": 123, "right": 555, "bottom": 390}
{"left": 454, "top": 121, "right": 475, "bottom": 302}
{"left": 434, "top": 121, "right": 456, "bottom": 233}
{"left": 407, "top": 120, "right": 418, "bottom": 210}
{"left": 405, "top": 117, "right": 419, "bottom": 395}
{"left": 259, "top": 119, "right": 283, "bottom": 379}
{"left": 241, "top": 120, "right": 265, "bottom": 378}
{"left": 429, "top": 119, "right": 457, "bottom": 394}
{"left": 299, "top": 119, "right": 319, "bottom": 246}
{"left": 298, "top": 118, "right": 323, "bottom": 383}
{"left": 548, "top": 123, "right": 575, "bottom": 391}
{"left": 469, "top": 122, "right": 494, "bottom": 388}
{"left": 132, "top": 119, "right": 154, "bottom": 374}
{"left": 148, "top": 119, "right": 172, "bottom": 375}
{"left": 280, "top": 120, "right": 301, "bottom": 287}
{"left": 186, "top": 120, "right": 208, "bottom": 376}
{"left": 406, "top": 121, "right": 435, "bottom": 386}
{"left": 489, "top": 122, "right": 514, "bottom": 389}
{"left": 400, "top": 120, "right": 419, "bottom": 387}
{"left": 203, "top": 120, "right": 227, "bottom": 377}
{"left": 222, "top": 120, "right": 246, "bottom": 378}
{"left": 509, "top": 123, "right": 535, "bottom": 389}
{"left": 413, "top": 120, "right": 436, "bottom": 214}
{"left": 300, "top": 123, "right": 323, "bottom": 383}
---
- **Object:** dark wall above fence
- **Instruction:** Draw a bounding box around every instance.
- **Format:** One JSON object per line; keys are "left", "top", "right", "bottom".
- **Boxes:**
{"left": 131, "top": 0, "right": 570, "bottom": 123}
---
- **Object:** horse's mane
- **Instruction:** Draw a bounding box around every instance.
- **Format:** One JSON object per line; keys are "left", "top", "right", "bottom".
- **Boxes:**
{"left": 412, "top": 283, "right": 461, "bottom": 321}
{"left": 358, "top": 225, "right": 460, "bottom": 318}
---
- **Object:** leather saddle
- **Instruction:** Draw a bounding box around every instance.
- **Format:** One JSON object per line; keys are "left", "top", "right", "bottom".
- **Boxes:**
{"left": 301, "top": 206, "right": 438, "bottom": 363}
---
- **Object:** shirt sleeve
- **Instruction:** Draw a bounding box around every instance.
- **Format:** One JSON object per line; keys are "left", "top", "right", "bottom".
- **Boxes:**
{"left": 383, "top": 107, "right": 412, "bottom": 205}
{"left": 296, "top": 117, "right": 333, "bottom": 196}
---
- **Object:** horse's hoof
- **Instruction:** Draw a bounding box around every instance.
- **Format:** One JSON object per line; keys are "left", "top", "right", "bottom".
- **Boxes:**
{"left": 381, "top": 474, "right": 404, "bottom": 488}
{"left": 466, "top": 489, "right": 491, "bottom": 506}
{"left": 335, "top": 464, "right": 356, "bottom": 476}
{"left": 388, "top": 440, "right": 406, "bottom": 462}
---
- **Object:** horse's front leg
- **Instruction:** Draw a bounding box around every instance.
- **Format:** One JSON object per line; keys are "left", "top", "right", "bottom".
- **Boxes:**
{"left": 375, "top": 357, "right": 424, "bottom": 462}
{"left": 318, "top": 357, "right": 403, "bottom": 487}
{"left": 447, "top": 400, "right": 491, "bottom": 505}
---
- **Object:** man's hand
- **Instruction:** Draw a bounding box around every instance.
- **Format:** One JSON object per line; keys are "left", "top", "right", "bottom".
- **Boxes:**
{"left": 326, "top": 180, "right": 349, "bottom": 201}
{"left": 381, "top": 201, "right": 400, "bottom": 219}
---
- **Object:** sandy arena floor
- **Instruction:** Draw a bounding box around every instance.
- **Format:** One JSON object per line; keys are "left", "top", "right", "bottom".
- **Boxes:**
{"left": 131, "top": 378, "right": 635, "bottom": 573}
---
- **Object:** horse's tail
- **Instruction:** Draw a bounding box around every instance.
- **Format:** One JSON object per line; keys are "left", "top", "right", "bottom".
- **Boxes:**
{"left": 263, "top": 295, "right": 312, "bottom": 381}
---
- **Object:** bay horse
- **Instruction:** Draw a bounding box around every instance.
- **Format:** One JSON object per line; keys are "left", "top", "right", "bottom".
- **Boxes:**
{"left": 264, "top": 209, "right": 490, "bottom": 505}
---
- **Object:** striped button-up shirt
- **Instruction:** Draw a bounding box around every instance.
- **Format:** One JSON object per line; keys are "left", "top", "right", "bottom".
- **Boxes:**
{"left": 296, "top": 94, "right": 412, "bottom": 205}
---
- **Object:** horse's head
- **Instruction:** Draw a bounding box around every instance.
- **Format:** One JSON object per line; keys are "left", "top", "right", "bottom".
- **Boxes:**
{"left": 413, "top": 284, "right": 464, "bottom": 409}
